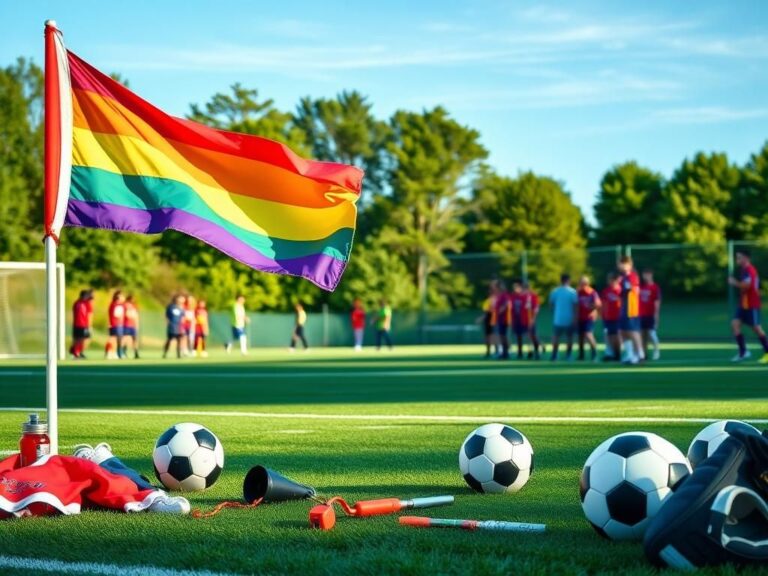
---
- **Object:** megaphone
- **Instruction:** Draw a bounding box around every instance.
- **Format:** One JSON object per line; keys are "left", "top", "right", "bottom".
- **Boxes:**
{"left": 243, "top": 465, "right": 317, "bottom": 504}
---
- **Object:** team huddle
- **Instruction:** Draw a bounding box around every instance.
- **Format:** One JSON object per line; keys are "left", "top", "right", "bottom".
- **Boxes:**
{"left": 481, "top": 250, "right": 768, "bottom": 364}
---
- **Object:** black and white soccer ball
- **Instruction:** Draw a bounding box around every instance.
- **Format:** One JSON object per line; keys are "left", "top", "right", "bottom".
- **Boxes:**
{"left": 580, "top": 432, "right": 691, "bottom": 540}
{"left": 153, "top": 423, "right": 224, "bottom": 492}
{"left": 459, "top": 423, "right": 534, "bottom": 494}
{"left": 687, "top": 420, "right": 761, "bottom": 470}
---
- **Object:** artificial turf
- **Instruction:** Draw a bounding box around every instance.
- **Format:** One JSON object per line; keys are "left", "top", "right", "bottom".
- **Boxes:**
{"left": 0, "top": 344, "right": 766, "bottom": 575}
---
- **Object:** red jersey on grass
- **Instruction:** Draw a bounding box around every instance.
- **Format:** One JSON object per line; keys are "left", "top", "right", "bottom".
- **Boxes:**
{"left": 123, "top": 301, "right": 138, "bottom": 329}
{"left": 639, "top": 283, "right": 661, "bottom": 317}
{"left": 601, "top": 285, "right": 622, "bottom": 321}
{"left": 739, "top": 264, "right": 761, "bottom": 310}
{"left": 578, "top": 287, "right": 601, "bottom": 321}
{"left": 0, "top": 454, "right": 161, "bottom": 518}
{"left": 495, "top": 291, "right": 512, "bottom": 324}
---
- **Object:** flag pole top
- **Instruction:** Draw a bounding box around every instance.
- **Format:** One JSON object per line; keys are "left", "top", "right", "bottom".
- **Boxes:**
{"left": 45, "top": 20, "right": 57, "bottom": 29}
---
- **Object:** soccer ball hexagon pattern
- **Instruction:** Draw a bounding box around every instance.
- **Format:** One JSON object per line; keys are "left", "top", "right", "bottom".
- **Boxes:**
{"left": 459, "top": 423, "right": 534, "bottom": 494}
{"left": 153, "top": 422, "right": 224, "bottom": 492}
{"left": 687, "top": 420, "right": 761, "bottom": 470}
{"left": 580, "top": 431, "right": 691, "bottom": 541}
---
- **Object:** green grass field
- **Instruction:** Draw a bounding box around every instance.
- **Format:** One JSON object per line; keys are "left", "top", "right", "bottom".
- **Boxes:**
{"left": 0, "top": 344, "right": 766, "bottom": 575}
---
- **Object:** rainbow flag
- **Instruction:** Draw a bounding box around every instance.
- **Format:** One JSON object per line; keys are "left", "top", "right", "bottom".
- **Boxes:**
{"left": 54, "top": 49, "right": 363, "bottom": 291}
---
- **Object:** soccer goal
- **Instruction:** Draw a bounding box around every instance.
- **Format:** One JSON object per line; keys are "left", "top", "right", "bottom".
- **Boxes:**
{"left": 0, "top": 262, "right": 65, "bottom": 360}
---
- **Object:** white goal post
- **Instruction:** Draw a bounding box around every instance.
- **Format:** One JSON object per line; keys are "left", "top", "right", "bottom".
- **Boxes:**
{"left": 0, "top": 262, "right": 65, "bottom": 360}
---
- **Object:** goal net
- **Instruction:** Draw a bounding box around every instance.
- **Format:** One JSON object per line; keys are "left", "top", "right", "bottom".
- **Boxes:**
{"left": 0, "top": 262, "right": 65, "bottom": 359}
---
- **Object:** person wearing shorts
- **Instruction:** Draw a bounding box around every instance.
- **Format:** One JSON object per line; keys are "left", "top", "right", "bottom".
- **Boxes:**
{"left": 601, "top": 273, "right": 622, "bottom": 361}
{"left": 163, "top": 295, "right": 185, "bottom": 359}
{"left": 549, "top": 274, "right": 578, "bottom": 361}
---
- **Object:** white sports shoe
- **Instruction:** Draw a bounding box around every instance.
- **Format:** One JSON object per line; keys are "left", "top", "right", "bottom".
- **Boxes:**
{"left": 72, "top": 442, "right": 114, "bottom": 464}
{"left": 147, "top": 495, "right": 190, "bottom": 515}
{"left": 731, "top": 350, "right": 752, "bottom": 362}
{"left": 652, "top": 349, "right": 661, "bottom": 361}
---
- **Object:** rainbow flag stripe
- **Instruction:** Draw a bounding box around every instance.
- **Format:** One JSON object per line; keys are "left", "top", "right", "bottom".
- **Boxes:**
{"left": 64, "top": 51, "right": 363, "bottom": 291}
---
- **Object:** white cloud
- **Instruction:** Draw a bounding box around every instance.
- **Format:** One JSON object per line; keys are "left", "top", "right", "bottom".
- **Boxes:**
{"left": 651, "top": 106, "right": 768, "bottom": 124}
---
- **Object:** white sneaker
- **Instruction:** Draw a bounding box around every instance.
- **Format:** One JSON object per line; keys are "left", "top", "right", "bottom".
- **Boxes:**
{"left": 147, "top": 495, "right": 190, "bottom": 515}
{"left": 731, "top": 350, "right": 752, "bottom": 362}
{"left": 72, "top": 443, "right": 95, "bottom": 460}
{"left": 652, "top": 349, "right": 661, "bottom": 361}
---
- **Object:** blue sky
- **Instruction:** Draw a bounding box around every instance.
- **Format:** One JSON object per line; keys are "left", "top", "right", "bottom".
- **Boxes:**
{"left": 2, "top": 1, "right": 767, "bottom": 221}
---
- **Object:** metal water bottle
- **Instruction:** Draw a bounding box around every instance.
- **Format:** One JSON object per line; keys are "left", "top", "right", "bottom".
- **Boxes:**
{"left": 20, "top": 413, "right": 50, "bottom": 467}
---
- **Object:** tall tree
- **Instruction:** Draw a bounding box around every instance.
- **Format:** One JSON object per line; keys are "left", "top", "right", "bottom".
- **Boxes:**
{"left": 470, "top": 169, "right": 587, "bottom": 292}
{"left": 0, "top": 58, "right": 43, "bottom": 261}
{"left": 294, "top": 91, "right": 390, "bottom": 198}
{"left": 730, "top": 141, "right": 768, "bottom": 241}
{"left": 656, "top": 152, "right": 740, "bottom": 294}
{"left": 592, "top": 162, "right": 664, "bottom": 246}
{"left": 377, "top": 107, "right": 487, "bottom": 308}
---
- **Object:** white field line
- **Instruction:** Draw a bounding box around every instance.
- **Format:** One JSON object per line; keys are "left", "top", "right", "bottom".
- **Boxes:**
{"left": 0, "top": 555, "right": 234, "bottom": 576}
{"left": 0, "top": 407, "right": 766, "bottom": 425}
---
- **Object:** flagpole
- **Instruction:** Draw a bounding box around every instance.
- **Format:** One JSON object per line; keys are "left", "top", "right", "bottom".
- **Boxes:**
{"left": 44, "top": 19, "right": 62, "bottom": 455}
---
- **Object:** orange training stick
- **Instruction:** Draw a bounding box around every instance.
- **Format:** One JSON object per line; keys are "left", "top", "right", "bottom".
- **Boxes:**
{"left": 352, "top": 498, "right": 402, "bottom": 516}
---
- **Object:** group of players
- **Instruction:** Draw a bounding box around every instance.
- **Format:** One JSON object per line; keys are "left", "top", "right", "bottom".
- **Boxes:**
{"left": 481, "top": 256, "right": 663, "bottom": 364}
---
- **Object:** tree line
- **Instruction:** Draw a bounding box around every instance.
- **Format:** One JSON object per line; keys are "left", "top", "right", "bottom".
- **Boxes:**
{"left": 1, "top": 58, "right": 767, "bottom": 310}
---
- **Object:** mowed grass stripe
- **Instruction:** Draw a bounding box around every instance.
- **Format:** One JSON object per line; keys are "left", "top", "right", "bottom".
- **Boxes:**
{"left": 1, "top": 406, "right": 767, "bottom": 425}
{"left": 0, "top": 555, "right": 234, "bottom": 576}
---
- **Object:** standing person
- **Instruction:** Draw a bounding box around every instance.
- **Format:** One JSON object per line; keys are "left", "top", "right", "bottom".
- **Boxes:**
{"left": 618, "top": 256, "right": 644, "bottom": 364}
{"left": 577, "top": 276, "right": 602, "bottom": 362}
{"left": 122, "top": 295, "right": 140, "bottom": 359}
{"left": 290, "top": 302, "right": 309, "bottom": 351}
{"left": 600, "top": 273, "right": 623, "bottom": 361}
{"left": 510, "top": 281, "right": 529, "bottom": 360}
{"left": 105, "top": 291, "right": 126, "bottom": 360}
{"left": 522, "top": 282, "right": 543, "bottom": 359}
{"left": 728, "top": 249, "right": 768, "bottom": 363}
{"left": 639, "top": 269, "right": 662, "bottom": 361}
{"left": 183, "top": 295, "right": 197, "bottom": 357}
{"left": 226, "top": 295, "right": 249, "bottom": 355}
{"left": 351, "top": 299, "right": 366, "bottom": 352}
{"left": 194, "top": 300, "right": 209, "bottom": 358}
{"left": 70, "top": 289, "right": 93, "bottom": 359}
{"left": 163, "top": 294, "right": 185, "bottom": 359}
{"left": 494, "top": 282, "right": 511, "bottom": 360}
{"left": 477, "top": 283, "right": 499, "bottom": 359}
{"left": 373, "top": 299, "right": 393, "bottom": 351}
{"left": 549, "top": 274, "right": 578, "bottom": 361}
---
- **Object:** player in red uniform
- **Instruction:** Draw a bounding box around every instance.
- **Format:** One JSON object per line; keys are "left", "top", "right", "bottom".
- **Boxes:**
{"left": 194, "top": 300, "right": 210, "bottom": 357}
{"left": 577, "top": 276, "right": 602, "bottom": 361}
{"left": 728, "top": 249, "right": 768, "bottom": 363}
{"left": 600, "top": 273, "right": 622, "bottom": 361}
{"left": 494, "top": 281, "right": 512, "bottom": 360}
{"left": 639, "top": 269, "right": 662, "bottom": 361}
{"left": 351, "top": 298, "right": 366, "bottom": 351}
{"left": 70, "top": 289, "right": 94, "bottom": 359}
{"left": 105, "top": 291, "right": 126, "bottom": 359}
{"left": 522, "top": 282, "right": 543, "bottom": 360}
{"left": 510, "top": 281, "right": 529, "bottom": 359}
{"left": 122, "top": 295, "right": 140, "bottom": 359}
{"left": 618, "top": 256, "right": 644, "bottom": 364}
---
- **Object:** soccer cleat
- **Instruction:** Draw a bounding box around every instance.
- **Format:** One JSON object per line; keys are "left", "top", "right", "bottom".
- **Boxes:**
{"left": 652, "top": 349, "right": 661, "bottom": 361}
{"left": 147, "top": 495, "right": 191, "bottom": 515}
{"left": 731, "top": 350, "right": 752, "bottom": 362}
{"left": 758, "top": 353, "right": 768, "bottom": 364}
{"left": 72, "top": 443, "right": 95, "bottom": 461}
{"left": 644, "top": 429, "right": 768, "bottom": 569}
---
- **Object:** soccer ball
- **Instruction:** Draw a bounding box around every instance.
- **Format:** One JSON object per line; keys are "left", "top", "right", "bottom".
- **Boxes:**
{"left": 580, "top": 432, "right": 691, "bottom": 540}
{"left": 687, "top": 420, "right": 761, "bottom": 470}
{"left": 459, "top": 423, "right": 534, "bottom": 494}
{"left": 153, "top": 423, "right": 224, "bottom": 491}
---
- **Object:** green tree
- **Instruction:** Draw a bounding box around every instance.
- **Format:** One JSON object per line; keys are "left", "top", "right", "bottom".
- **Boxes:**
{"left": 593, "top": 162, "right": 664, "bottom": 245}
{"left": 0, "top": 58, "right": 43, "bottom": 261}
{"left": 730, "top": 142, "right": 768, "bottom": 241}
{"left": 469, "top": 169, "right": 587, "bottom": 293}
{"left": 377, "top": 107, "right": 487, "bottom": 309}
{"left": 657, "top": 152, "right": 740, "bottom": 294}
{"left": 294, "top": 91, "right": 390, "bottom": 198}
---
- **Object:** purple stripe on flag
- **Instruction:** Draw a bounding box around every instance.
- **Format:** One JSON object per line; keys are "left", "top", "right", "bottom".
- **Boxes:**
{"left": 65, "top": 199, "right": 348, "bottom": 291}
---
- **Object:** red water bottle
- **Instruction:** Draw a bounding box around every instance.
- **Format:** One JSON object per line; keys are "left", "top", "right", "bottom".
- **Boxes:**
{"left": 20, "top": 413, "right": 50, "bottom": 467}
